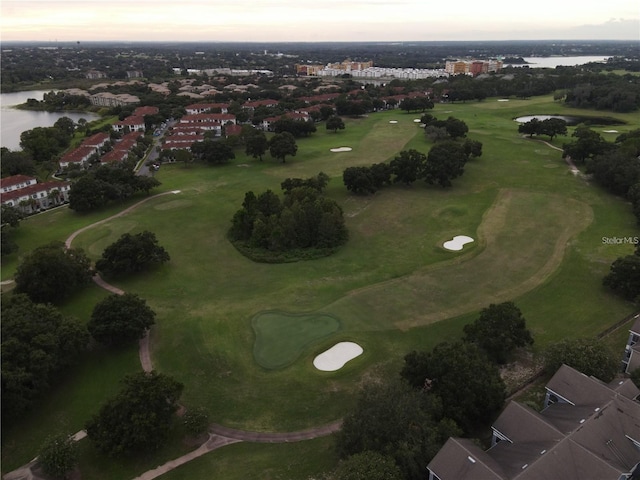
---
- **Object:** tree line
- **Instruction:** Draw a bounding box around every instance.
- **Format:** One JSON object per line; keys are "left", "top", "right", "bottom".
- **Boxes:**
{"left": 343, "top": 115, "right": 482, "bottom": 195}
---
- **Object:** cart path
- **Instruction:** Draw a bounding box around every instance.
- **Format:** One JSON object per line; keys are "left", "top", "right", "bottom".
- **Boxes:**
{"left": 132, "top": 421, "right": 343, "bottom": 480}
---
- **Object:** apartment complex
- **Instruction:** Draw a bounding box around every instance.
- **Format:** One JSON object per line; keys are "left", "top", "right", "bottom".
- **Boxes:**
{"left": 445, "top": 59, "right": 504, "bottom": 76}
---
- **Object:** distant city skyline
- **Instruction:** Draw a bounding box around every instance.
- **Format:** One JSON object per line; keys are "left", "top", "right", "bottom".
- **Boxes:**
{"left": 1, "top": 0, "right": 639, "bottom": 42}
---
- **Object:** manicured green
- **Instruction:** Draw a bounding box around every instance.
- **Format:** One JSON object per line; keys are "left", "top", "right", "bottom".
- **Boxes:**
{"left": 2, "top": 95, "right": 638, "bottom": 478}
{"left": 252, "top": 311, "right": 341, "bottom": 368}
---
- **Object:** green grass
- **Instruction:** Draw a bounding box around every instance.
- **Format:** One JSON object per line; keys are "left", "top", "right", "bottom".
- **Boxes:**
{"left": 252, "top": 311, "right": 342, "bottom": 369}
{"left": 2, "top": 96, "right": 638, "bottom": 478}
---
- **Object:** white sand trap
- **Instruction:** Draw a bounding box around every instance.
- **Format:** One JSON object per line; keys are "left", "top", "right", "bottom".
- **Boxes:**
{"left": 443, "top": 235, "right": 474, "bottom": 251}
{"left": 414, "top": 119, "right": 421, "bottom": 123}
{"left": 498, "top": 99, "right": 510, "bottom": 102}
{"left": 314, "top": 342, "right": 363, "bottom": 371}
{"left": 603, "top": 130, "right": 618, "bottom": 133}
{"left": 389, "top": 120, "right": 398, "bottom": 124}
{"left": 330, "top": 147, "right": 353, "bottom": 152}
{"left": 171, "top": 190, "right": 181, "bottom": 194}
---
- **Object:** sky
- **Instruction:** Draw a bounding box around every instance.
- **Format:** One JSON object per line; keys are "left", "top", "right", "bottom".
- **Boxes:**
{"left": 1, "top": 0, "right": 639, "bottom": 43}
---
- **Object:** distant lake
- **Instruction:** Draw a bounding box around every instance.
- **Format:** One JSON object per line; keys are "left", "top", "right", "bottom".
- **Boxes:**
{"left": 506, "top": 55, "right": 611, "bottom": 68}
{"left": 0, "top": 90, "right": 100, "bottom": 151}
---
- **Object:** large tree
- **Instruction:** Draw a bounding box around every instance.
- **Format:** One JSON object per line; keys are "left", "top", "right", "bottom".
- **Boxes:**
{"left": 37, "top": 433, "right": 78, "bottom": 480}
{"left": 463, "top": 302, "right": 534, "bottom": 364}
{"left": 423, "top": 140, "right": 468, "bottom": 187}
{"left": 326, "top": 115, "right": 346, "bottom": 133}
{"left": 401, "top": 342, "right": 506, "bottom": 432}
{"left": 191, "top": 139, "right": 235, "bottom": 165}
{"left": 85, "top": 371, "right": 183, "bottom": 456}
{"left": 562, "top": 125, "right": 611, "bottom": 164}
{"left": 1, "top": 294, "right": 88, "bottom": 422}
{"left": 244, "top": 130, "right": 268, "bottom": 161}
{"left": 14, "top": 241, "right": 93, "bottom": 304}
{"left": 543, "top": 337, "right": 619, "bottom": 382}
{"left": 603, "top": 250, "right": 640, "bottom": 302}
{"left": 268, "top": 131, "right": 298, "bottom": 163}
{"left": 95, "top": 230, "right": 170, "bottom": 277}
{"left": 88, "top": 293, "right": 156, "bottom": 347}
{"left": 390, "top": 149, "right": 426, "bottom": 186}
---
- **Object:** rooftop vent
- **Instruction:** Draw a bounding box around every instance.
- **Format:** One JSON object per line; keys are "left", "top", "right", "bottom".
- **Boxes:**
{"left": 580, "top": 419, "right": 586, "bottom": 424}
{"left": 467, "top": 456, "right": 476, "bottom": 464}
{"left": 522, "top": 464, "right": 529, "bottom": 470}
{"left": 540, "top": 450, "right": 546, "bottom": 455}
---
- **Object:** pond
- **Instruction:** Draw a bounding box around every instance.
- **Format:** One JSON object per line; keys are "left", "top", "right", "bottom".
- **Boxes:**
{"left": 1, "top": 90, "right": 100, "bottom": 150}
{"left": 514, "top": 115, "right": 578, "bottom": 124}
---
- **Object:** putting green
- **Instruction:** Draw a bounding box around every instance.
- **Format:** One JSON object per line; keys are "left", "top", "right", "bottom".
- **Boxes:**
{"left": 252, "top": 311, "right": 341, "bottom": 369}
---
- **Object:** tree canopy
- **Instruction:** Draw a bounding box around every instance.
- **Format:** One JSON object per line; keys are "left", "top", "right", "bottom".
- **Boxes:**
{"left": 336, "top": 379, "right": 460, "bottom": 480}
{"left": 191, "top": 138, "right": 236, "bottom": 165}
{"left": 244, "top": 129, "right": 268, "bottom": 161}
{"left": 334, "top": 451, "right": 403, "bottom": 480}
{"left": 229, "top": 175, "right": 348, "bottom": 260}
{"left": 268, "top": 131, "right": 298, "bottom": 162}
{"left": 37, "top": 433, "right": 78, "bottom": 480}
{"left": 68, "top": 163, "right": 160, "bottom": 212}
{"left": 401, "top": 342, "right": 506, "bottom": 432}
{"left": 88, "top": 293, "right": 156, "bottom": 347}
{"left": 326, "top": 115, "right": 346, "bottom": 133}
{"left": 543, "top": 337, "right": 619, "bottom": 382}
{"left": 1, "top": 294, "right": 88, "bottom": 422}
{"left": 603, "top": 248, "right": 640, "bottom": 302}
{"left": 424, "top": 140, "right": 468, "bottom": 187}
{"left": 463, "top": 302, "right": 534, "bottom": 364}
{"left": 14, "top": 241, "right": 93, "bottom": 304}
{"left": 85, "top": 371, "right": 183, "bottom": 456}
{"left": 95, "top": 230, "right": 170, "bottom": 277}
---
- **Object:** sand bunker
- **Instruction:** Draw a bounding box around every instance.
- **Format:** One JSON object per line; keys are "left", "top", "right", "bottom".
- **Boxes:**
{"left": 443, "top": 235, "right": 474, "bottom": 251}
{"left": 603, "top": 130, "right": 619, "bottom": 133}
{"left": 313, "top": 342, "right": 363, "bottom": 371}
{"left": 414, "top": 119, "right": 421, "bottom": 123}
{"left": 330, "top": 147, "right": 353, "bottom": 152}
{"left": 498, "top": 99, "right": 510, "bottom": 102}
{"left": 389, "top": 120, "right": 398, "bottom": 124}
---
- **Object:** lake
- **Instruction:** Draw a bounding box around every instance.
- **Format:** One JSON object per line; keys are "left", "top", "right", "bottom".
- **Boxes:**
{"left": 0, "top": 90, "right": 100, "bottom": 151}
{"left": 506, "top": 55, "right": 611, "bottom": 69}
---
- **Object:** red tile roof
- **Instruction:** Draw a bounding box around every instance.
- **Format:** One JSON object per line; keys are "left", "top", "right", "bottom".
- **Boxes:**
{"left": 60, "top": 146, "right": 97, "bottom": 164}
{"left": 1, "top": 180, "right": 70, "bottom": 203}
{"left": 0, "top": 175, "right": 37, "bottom": 189}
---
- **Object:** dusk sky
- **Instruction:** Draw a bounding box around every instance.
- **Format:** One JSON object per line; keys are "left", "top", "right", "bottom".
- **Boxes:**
{"left": 1, "top": 0, "right": 639, "bottom": 42}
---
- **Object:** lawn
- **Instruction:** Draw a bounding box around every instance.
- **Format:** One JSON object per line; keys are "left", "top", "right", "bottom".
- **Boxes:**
{"left": 2, "top": 95, "right": 638, "bottom": 477}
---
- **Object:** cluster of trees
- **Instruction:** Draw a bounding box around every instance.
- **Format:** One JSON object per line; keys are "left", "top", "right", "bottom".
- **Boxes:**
{"left": 422, "top": 114, "right": 469, "bottom": 141}
{"left": 190, "top": 138, "right": 236, "bottom": 165}
{"left": 1, "top": 294, "right": 89, "bottom": 422}
{"left": 343, "top": 139, "right": 481, "bottom": 195}
{"left": 85, "top": 371, "right": 183, "bottom": 457}
{"left": 68, "top": 162, "right": 160, "bottom": 212}
{"left": 565, "top": 77, "right": 640, "bottom": 113}
{"left": 4, "top": 232, "right": 168, "bottom": 432}
{"left": 229, "top": 173, "right": 348, "bottom": 260}
{"left": 518, "top": 117, "right": 568, "bottom": 141}
{"left": 19, "top": 117, "right": 76, "bottom": 165}
{"left": 22, "top": 91, "right": 92, "bottom": 112}
{"left": 273, "top": 117, "right": 317, "bottom": 137}
{"left": 336, "top": 302, "right": 533, "bottom": 479}
{"left": 398, "top": 96, "right": 434, "bottom": 113}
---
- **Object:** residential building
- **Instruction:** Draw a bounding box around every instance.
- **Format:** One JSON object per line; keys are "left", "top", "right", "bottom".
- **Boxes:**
{"left": 112, "top": 116, "right": 146, "bottom": 133}
{"left": 1, "top": 180, "right": 71, "bottom": 213}
{"left": 59, "top": 146, "right": 98, "bottom": 169}
{"left": 90, "top": 92, "right": 140, "bottom": 108}
{"left": 0, "top": 175, "right": 37, "bottom": 194}
{"left": 623, "top": 315, "right": 640, "bottom": 374}
{"left": 185, "top": 103, "right": 230, "bottom": 115}
{"left": 85, "top": 70, "right": 107, "bottom": 80}
{"left": 80, "top": 132, "right": 110, "bottom": 149}
{"left": 133, "top": 106, "right": 160, "bottom": 117}
{"left": 427, "top": 364, "right": 640, "bottom": 480}
{"left": 445, "top": 59, "right": 503, "bottom": 76}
